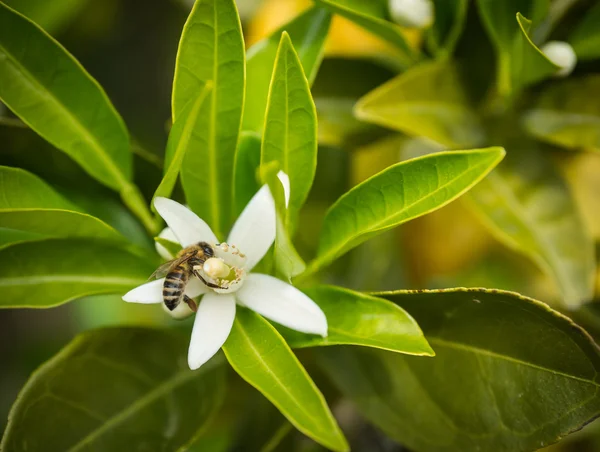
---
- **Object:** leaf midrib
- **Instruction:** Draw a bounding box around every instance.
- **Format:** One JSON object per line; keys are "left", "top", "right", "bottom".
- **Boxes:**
{"left": 67, "top": 362, "right": 220, "bottom": 451}
{"left": 230, "top": 315, "right": 340, "bottom": 445}
{"left": 430, "top": 337, "right": 600, "bottom": 387}
{"left": 0, "top": 41, "right": 128, "bottom": 189}
{"left": 318, "top": 154, "right": 497, "bottom": 264}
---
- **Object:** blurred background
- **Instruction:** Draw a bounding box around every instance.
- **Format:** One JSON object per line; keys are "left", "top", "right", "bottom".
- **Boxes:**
{"left": 1, "top": 0, "right": 600, "bottom": 450}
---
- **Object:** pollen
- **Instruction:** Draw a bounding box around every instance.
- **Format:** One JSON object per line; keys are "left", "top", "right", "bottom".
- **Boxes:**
{"left": 203, "top": 258, "right": 231, "bottom": 279}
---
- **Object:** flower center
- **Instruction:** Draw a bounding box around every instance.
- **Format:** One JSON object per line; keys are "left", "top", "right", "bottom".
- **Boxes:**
{"left": 195, "top": 242, "right": 246, "bottom": 294}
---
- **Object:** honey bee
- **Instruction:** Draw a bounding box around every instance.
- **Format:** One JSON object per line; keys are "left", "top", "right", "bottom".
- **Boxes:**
{"left": 149, "top": 242, "right": 224, "bottom": 312}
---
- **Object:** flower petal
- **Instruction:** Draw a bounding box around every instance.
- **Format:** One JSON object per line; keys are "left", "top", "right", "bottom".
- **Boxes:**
{"left": 236, "top": 273, "right": 327, "bottom": 336}
{"left": 227, "top": 185, "right": 275, "bottom": 271}
{"left": 122, "top": 279, "right": 164, "bottom": 304}
{"left": 154, "top": 197, "right": 218, "bottom": 247}
{"left": 122, "top": 277, "right": 208, "bottom": 304}
{"left": 188, "top": 293, "right": 236, "bottom": 370}
{"left": 227, "top": 172, "right": 291, "bottom": 272}
{"left": 155, "top": 227, "right": 178, "bottom": 260}
{"left": 277, "top": 171, "right": 290, "bottom": 207}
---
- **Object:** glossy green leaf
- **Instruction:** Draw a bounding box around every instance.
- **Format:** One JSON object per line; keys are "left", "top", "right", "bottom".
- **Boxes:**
{"left": 355, "top": 61, "right": 485, "bottom": 148}
{"left": 427, "top": 0, "right": 468, "bottom": 58}
{"left": 568, "top": 1, "right": 600, "bottom": 60}
{"left": 510, "top": 13, "right": 559, "bottom": 90}
{"left": 281, "top": 286, "right": 433, "bottom": 356}
{"left": 313, "top": 0, "right": 415, "bottom": 64}
{"left": 475, "top": 0, "right": 549, "bottom": 52}
{"left": 0, "top": 165, "right": 77, "bottom": 210}
{"left": 153, "top": 82, "right": 212, "bottom": 203}
{"left": 173, "top": 0, "right": 245, "bottom": 238}
{"left": 261, "top": 163, "right": 306, "bottom": 281}
{"left": 0, "top": 210, "right": 126, "bottom": 248}
{"left": 321, "top": 288, "right": 600, "bottom": 452}
{"left": 0, "top": 3, "right": 130, "bottom": 192}
{"left": 3, "top": 0, "right": 89, "bottom": 33}
{"left": 243, "top": 6, "right": 331, "bottom": 133}
{"left": 0, "top": 166, "right": 126, "bottom": 247}
{"left": 232, "top": 131, "right": 262, "bottom": 218}
{"left": 523, "top": 75, "right": 600, "bottom": 151}
{"left": 466, "top": 148, "right": 594, "bottom": 309}
{"left": 1, "top": 328, "right": 226, "bottom": 451}
{"left": 222, "top": 307, "right": 348, "bottom": 452}
{"left": 305, "top": 148, "right": 505, "bottom": 275}
{"left": 262, "top": 32, "right": 317, "bottom": 225}
{"left": 0, "top": 239, "right": 154, "bottom": 308}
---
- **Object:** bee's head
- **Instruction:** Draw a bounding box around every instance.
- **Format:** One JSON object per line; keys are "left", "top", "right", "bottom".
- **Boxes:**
{"left": 198, "top": 242, "right": 214, "bottom": 258}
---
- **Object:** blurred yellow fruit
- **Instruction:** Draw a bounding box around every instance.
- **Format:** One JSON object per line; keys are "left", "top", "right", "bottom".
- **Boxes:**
{"left": 246, "top": 0, "right": 421, "bottom": 58}
{"left": 402, "top": 201, "right": 494, "bottom": 285}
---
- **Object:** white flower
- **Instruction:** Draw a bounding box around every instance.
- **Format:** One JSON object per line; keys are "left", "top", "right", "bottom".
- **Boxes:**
{"left": 388, "top": 0, "right": 434, "bottom": 29}
{"left": 123, "top": 173, "right": 327, "bottom": 370}
{"left": 541, "top": 41, "right": 577, "bottom": 77}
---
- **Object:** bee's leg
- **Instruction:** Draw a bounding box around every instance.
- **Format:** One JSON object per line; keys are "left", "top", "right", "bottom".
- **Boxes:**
{"left": 192, "top": 268, "right": 226, "bottom": 289}
{"left": 183, "top": 295, "right": 198, "bottom": 312}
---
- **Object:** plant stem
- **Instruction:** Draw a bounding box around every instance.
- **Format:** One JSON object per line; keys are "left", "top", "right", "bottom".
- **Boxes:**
{"left": 121, "top": 183, "right": 161, "bottom": 236}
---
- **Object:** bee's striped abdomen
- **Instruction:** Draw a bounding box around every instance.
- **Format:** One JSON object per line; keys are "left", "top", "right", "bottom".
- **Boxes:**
{"left": 163, "top": 264, "right": 189, "bottom": 310}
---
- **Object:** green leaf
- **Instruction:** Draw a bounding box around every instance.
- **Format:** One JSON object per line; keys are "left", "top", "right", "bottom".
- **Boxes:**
{"left": 466, "top": 148, "right": 595, "bottom": 309}
{"left": 320, "top": 288, "right": 600, "bottom": 452}
{"left": 173, "top": 0, "right": 245, "bottom": 238}
{"left": 260, "top": 163, "right": 306, "bottom": 281}
{"left": 0, "top": 239, "right": 154, "bottom": 308}
{"left": 304, "top": 148, "right": 505, "bottom": 276}
{"left": 0, "top": 166, "right": 126, "bottom": 247}
{"left": 243, "top": 6, "right": 331, "bottom": 133}
{"left": 0, "top": 165, "right": 77, "bottom": 210}
{"left": 153, "top": 82, "right": 212, "bottom": 203}
{"left": 568, "top": 1, "right": 600, "bottom": 60}
{"left": 222, "top": 307, "right": 348, "bottom": 452}
{"left": 232, "top": 131, "right": 262, "bottom": 218}
{"left": 281, "top": 286, "right": 434, "bottom": 356}
{"left": 427, "top": 0, "right": 468, "bottom": 58}
{"left": 0, "top": 3, "right": 130, "bottom": 192}
{"left": 0, "top": 210, "right": 126, "bottom": 248}
{"left": 475, "top": 0, "right": 549, "bottom": 52}
{"left": 313, "top": 0, "right": 415, "bottom": 64}
{"left": 510, "top": 13, "right": 559, "bottom": 90}
{"left": 523, "top": 75, "right": 600, "bottom": 151}
{"left": 355, "top": 61, "right": 486, "bottom": 148}
{"left": 262, "top": 32, "right": 317, "bottom": 225}
{"left": 3, "top": 0, "right": 89, "bottom": 33}
{"left": 1, "top": 327, "right": 226, "bottom": 451}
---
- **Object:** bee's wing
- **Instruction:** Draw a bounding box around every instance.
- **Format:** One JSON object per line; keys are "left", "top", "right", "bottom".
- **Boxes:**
{"left": 148, "top": 251, "right": 196, "bottom": 280}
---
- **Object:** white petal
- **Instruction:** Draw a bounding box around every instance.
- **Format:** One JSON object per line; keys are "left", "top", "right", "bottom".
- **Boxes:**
{"left": 227, "top": 173, "right": 291, "bottom": 272}
{"left": 277, "top": 171, "right": 291, "bottom": 207}
{"left": 122, "top": 277, "right": 208, "bottom": 304}
{"left": 186, "top": 278, "right": 210, "bottom": 298}
{"left": 155, "top": 227, "right": 178, "bottom": 260}
{"left": 154, "top": 197, "right": 218, "bottom": 247}
{"left": 227, "top": 185, "right": 276, "bottom": 271}
{"left": 541, "top": 41, "right": 577, "bottom": 77}
{"left": 122, "top": 279, "right": 164, "bottom": 304}
{"left": 236, "top": 273, "right": 327, "bottom": 336}
{"left": 163, "top": 299, "right": 196, "bottom": 320}
{"left": 188, "top": 293, "right": 236, "bottom": 370}
{"left": 388, "top": 0, "right": 433, "bottom": 28}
